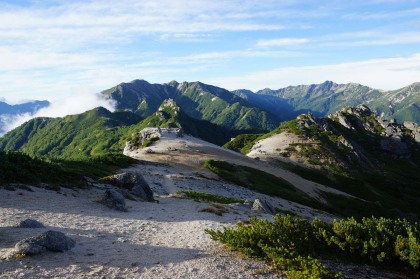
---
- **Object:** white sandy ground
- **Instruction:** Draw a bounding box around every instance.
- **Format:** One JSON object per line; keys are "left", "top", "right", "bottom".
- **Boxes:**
{"left": 0, "top": 132, "right": 404, "bottom": 278}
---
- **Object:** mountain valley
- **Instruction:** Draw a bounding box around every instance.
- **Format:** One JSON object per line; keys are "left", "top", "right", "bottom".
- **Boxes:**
{"left": 0, "top": 79, "right": 419, "bottom": 278}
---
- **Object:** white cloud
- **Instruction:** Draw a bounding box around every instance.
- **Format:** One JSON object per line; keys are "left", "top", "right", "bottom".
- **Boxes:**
{"left": 255, "top": 38, "right": 309, "bottom": 48}
{"left": 319, "top": 31, "right": 420, "bottom": 47}
{"left": 1, "top": 91, "right": 115, "bottom": 134}
{"left": 0, "top": 0, "right": 285, "bottom": 50}
{"left": 208, "top": 54, "right": 420, "bottom": 91}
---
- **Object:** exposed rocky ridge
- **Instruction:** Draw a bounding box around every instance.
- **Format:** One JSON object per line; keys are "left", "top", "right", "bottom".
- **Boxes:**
{"left": 288, "top": 104, "right": 417, "bottom": 165}
{"left": 328, "top": 105, "right": 419, "bottom": 157}
{"left": 231, "top": 104, "right": 420, "bottom": 219}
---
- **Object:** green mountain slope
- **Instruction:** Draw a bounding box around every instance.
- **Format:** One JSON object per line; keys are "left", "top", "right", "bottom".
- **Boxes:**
{"left": 233, "top": 81, "right": 420, "bottom": 124}
{"left": 101, "top": 79, "right": 280, "bottom": 132}
{"left": 0, "top": 107, "right": 142, "bottom": 159}
{"left": 0, "top": 99, "right": 233, "bottom": 160}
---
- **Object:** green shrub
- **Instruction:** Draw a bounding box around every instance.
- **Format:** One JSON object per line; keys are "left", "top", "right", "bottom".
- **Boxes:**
{"left": 206, "top": 215, "right": 419, "bottom": 278}
{"left": 141, "top": 136, "right": 160, "bottom": 148}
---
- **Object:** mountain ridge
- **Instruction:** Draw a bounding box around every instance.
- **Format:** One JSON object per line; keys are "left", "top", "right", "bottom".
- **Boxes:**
{"left": 233, "top": 80, "right": 420, "bottom": 123}
{"left": 101, "top": 79, "right": 281, "bottom": 133}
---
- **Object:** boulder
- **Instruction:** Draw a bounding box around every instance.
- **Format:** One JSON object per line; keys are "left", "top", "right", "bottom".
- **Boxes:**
{"left": 98, "top": 189, "right": 127, "bottom": 211}
{"left": 252, "top": 199, "right": 275, "bottom": 214}
{"left": 104, "top": 172, "right": 155, "bottom": 202}
{"left": 14, "top": 230, "right": 75, "bottom": 255}
{"left": 15, "top": 219, "right": 45, "bottom": 228}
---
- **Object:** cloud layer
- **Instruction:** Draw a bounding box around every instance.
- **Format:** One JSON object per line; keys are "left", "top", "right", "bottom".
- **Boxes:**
{"left": 0, "top": 91, "right": 115, "bottom": 135}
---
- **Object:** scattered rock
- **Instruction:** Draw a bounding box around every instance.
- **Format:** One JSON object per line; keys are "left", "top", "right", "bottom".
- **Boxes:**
{"left": 252, "top": 199, "right": 275, "bottom": 214}
{"left": 15, "top": 219, "right": 45, "bottom": 228}
{"left": 98, "top": 189, "right": 127, "bottom": 211}
{"left": 14, "top": 230, "right": 75, "bottom": 255}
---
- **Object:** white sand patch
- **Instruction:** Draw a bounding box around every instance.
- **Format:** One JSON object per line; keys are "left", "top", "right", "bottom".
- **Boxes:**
{"left": 247, "top": 132, "right": 302, "bottom": 158}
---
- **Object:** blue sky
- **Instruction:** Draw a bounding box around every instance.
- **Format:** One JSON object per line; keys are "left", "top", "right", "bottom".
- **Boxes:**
{"left": 0, "top": 0, "right": 419, "bottom": 103}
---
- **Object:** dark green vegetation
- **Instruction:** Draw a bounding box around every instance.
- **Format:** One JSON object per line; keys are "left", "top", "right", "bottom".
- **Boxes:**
{"left": 233, "top": 81, "right": 420, "bottom": 124}
{"left": 141, "top": 136, "right": 159, "bottom": 148}
{"left": 176, "top": 190, "right": 244, "bottom": 204}
{"left": 101, "top": 79, "right": 280, "bottom": 132}
{"left": 206, "top": 215, "right": 419, "bottom": 278}
{"left": 0, "top": 151, "right": 137, "bottom": 188}
{"left": 223, "top": 134, "right": 262, "bottom": 154}
{"left": 204, "top": 160, "right": 324, "bottom": 210}
{"left": 0, "top": 151, "right": 84, "bottom": 187}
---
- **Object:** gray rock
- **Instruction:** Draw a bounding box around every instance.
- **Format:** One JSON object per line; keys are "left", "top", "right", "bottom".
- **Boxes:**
{"left": 105, "top": 172, "right": 155, "bottom": 202}
{"left": 252, "top": 199, "right": 275, "bottom": 214}
{"left": 15, "top": 219, "right": 45, "bottom": 228}
{"left": 403, "top": 121, "right": 418, "bottom": 131}
{"left": 15, "top": 230, "right": 75, "bottom": 255}
{"left": 98, "top": 189, "right": 127, "bottom": 211}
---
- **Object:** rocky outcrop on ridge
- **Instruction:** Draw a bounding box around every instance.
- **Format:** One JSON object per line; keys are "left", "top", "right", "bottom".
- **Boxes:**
{"left": 125, "top": 127, "right": 183, "bottom": 152}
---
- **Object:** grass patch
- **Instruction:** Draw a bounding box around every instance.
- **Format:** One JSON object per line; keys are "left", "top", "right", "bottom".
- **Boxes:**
{"left": 177, "top": 190, "right": 244, "bottom": 204}
{"left": 199, "top": 205, "right": 228, "bottom": 216}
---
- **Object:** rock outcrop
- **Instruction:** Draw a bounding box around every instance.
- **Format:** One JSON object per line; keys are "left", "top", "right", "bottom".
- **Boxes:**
{"left": 328, "top": 104, "right": 415, "bottom": 158}
{"left": 101, "top": 172, "right": 155, "bottom": 202}
{"left": 14, "top": 230, "right": 75, "bottom": 255}
{"left": 125, "top": 127, "right": 183, "bottom": 151}
{"left": 252, "top": 199, "right": 275, "bottom": 214}
{"left": 404, "top": 121, "right": 420, "bottom": 144}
